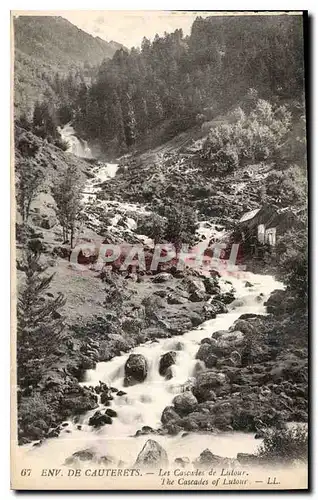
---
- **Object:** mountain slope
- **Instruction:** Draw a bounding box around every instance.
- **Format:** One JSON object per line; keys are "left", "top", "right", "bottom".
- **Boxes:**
{"left": 13, "top": 15, "right": 124, "bottom": 116}
{"left": 14, "top": 15, "right": 123, "bottom": 68}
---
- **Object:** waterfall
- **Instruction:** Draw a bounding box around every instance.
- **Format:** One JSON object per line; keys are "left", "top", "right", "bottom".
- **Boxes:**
{"left": 21, "top": 271, "right": 285, "bottom": 467}
{"left": 58, "top": 123, "right": 93, "bottom": 159}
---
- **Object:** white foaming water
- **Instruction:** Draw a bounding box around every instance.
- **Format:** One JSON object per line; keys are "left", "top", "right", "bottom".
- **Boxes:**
{"left": 20, "top": 272, "right": 284, "bottom": 467}
{"left": 58, "top": 123, "right": 93, "bottom": 159}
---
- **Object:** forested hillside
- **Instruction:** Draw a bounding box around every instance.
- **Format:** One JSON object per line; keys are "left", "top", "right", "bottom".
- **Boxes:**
{"left": 65, "top": 15, "right": 304, "bottom": 154}
{"left": 14, "top": 14, "right": 305, "bottom": 157}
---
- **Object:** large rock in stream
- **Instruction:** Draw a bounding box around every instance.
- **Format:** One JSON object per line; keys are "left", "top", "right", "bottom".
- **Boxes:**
{"left": 135, "top": 439, "right": 168, "bottom": 469}
{"left": 173, "top": 391, "right": 198, "bottom": 415}
{"left": 159, "top": 351, "right": 177, "bottom": 377}
{"left": 193, "top": 370, "right": 228, "bottom": 401}
{"left": 124, "top": 354, "right": 148, "bottom": 387}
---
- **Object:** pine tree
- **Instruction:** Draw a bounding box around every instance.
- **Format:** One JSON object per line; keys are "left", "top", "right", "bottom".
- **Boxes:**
{"left": 110, "top": 92, "right": 126, "bottom": 149}
{"left": 32, "top": 101, "right": 57, "bottom": 138}
{"left": 17, "top": 250, "right": 67, "bottom": 387}
{"left": 123, "top": 93, "right": 137, "bottom": 146}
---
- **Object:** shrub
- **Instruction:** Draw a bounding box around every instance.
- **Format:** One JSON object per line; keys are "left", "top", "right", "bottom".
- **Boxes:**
{"left": 164, "top": 204, "right": 197, "bottom": 246}
{"left": 266, "top": 165, "right": 307, "bottom": 206}
{"left": 54, "top": 137, "right": 69, "bottom": 151}
{"left": 137, "top": 213, "right": 167, "bottom": 243}
{"left": 257, "top": 425, "right": 308, "bottom": 464}
{"left": 202, "top": 99, "right": 292, "bottom": 172}
{"left": 209, "top": 143, "right": 239, "bottom": 173}
{"left": 275, "top": 220, "right": 308, "bottom": 309}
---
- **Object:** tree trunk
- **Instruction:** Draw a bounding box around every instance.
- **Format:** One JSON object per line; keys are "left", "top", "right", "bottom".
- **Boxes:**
{"left": 70, "top": 225, "right": 74, "bottom": 249}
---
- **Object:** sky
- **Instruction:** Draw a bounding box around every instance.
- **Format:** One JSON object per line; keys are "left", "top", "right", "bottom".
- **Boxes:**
{"left": 62, "top": 11, "right": 211, "bottom": 49}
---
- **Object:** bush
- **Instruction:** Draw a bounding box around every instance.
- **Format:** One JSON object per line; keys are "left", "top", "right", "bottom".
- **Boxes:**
{"left": 275, "top": 221, "right": 308, "bottom": 309}
{"left": 202, "top": 99, "right": 292, "bottom": 172}
{"left": 137, "top": 213, "right": 167, "bottom": 243}
{"left": 209, "top": 143, "right": 239, "bottom": 173}
{"left": 266, "top": 165, "right": 307, "bottom": 207}
{"left": 257, "top": 425, "right": 308, "bottom": 464}
{"left": 164, "top": 204, "right": 197, "bottom": 246}
{"left": 54, "top": 137, "right": 69, "bottom": 151}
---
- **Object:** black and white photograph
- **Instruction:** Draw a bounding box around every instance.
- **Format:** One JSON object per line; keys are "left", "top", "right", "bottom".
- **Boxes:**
{"left": 11, "top": 10, "right": 308, "bottom": 490}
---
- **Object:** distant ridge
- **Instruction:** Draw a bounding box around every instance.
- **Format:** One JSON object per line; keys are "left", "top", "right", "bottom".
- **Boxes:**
{"left": 14, "top": 15, "right": 124, "bottom": 68}
{"left": 13, "top": 15, "right": 125, "bottom": 116}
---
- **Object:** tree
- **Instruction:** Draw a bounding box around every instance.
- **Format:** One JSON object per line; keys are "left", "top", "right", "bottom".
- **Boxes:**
{"left": 16, "top": 158, "right": 44, "bottom": 222}
{"left": 17, "top": 250, "right": 67, "bottom": 387}
{"left": 32, "top": 101, "right": 58, "bottom": 139}
{"left": 52, "top": 165, "right": 84, "bottom": 247}
{"left": 138, "top": 213, "right": 166, "bottom": 243}
{"left": 164, "top": 204, "right": 197, "bottom": 247}
{"left": 202, "top": 99, "right": 292, "bottom": 173}
{"left": 123, "top": 93, "right": 137, "bottom": 146}
{"left": 275, "top": 218, "right": 308, "bottom": 309}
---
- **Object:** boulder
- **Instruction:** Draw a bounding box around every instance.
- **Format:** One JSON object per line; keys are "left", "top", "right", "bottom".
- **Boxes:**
{"left": 64, "top": 449, "right": 115, "bottom": 466}
{"left": 161, "top": 406, "right": 180, "bottom": 425}
{"left": 100, "top": 390, "right": 112, "bottom": 404}
{"left": 192, "top": 360, "right": 206, "bottom": 376}
{"left": 32, "top": 213, "right": 56, "bottom": 230}
{"left": 124, "top": 354, "right": 148, "bottom": 386}
{"left": 185, "top": 277, "right": 206, "bottom": 295}
{"left": 175, "top": 457, "right": 190, "bottom": 468}
{"left": 194, "top": 449, "right": 237, "bottom": 468}
{"left": 153, "top": 273, "right": 173, "bottom": 283}
{"left": 245, "top": 281, "right": 253, "bottom": 288}
{"left": 214, "top": 292, "right": 236, "bottom": 305}
{"left": 161, "top": 316, "right": 193, "bottom": 334}
{"left": 196, "top": 344, "right": 218, "bottom": 368}
{"left": 159, "top": 351, "right": 177, "bottom": 377}
{"left": 265, "top": 289, "right": 286, "bottom": 314}
{"left": 108, "top": 333, "right": 132, "bottom": 352}
{"left": 188, "top": 311, "right": 203, "bottom": 327}
{"left": 154, "top": 289, "right": 168, "bottom": 298}
{"left": 209, "top": 300, "right": 228, "bottom": 315}
{"left": 64, "top": 449, "right": 96, "bottom": 466}
{"left": 212, "top": 330, "right": 228, "bottom": 340}
{"left": 164, "top": 366, "right": 174, "bottom": 380}
{"left": 173, "top": 392, "right": 198, "bottom": 415}
{"left": 135, "top": 425, "right": 157, "bottom": 437}
{"left": 194, "top": 371, "right": 228, "bottom": 401}
{"left": 203, "top": 277, "right": 220, "bottom": 295}
{"left": 204, "top": 301, "right": 227, "bottom": 319}
{"left": 230, "top": 319, "right": 254, "bottom": 336}
{"left": 201, "top": 337, "right": 217, "bottom": 346}
{"left": 105, "top": 408, "right": 117, "bottom": 418}
{"left": 189, "top": 290, "right": 206, "bottom": 302}
{"left": 88, "top": 411, "right": 112, "bottom": 427}
{"left": 167, "top": 293, "right": 188, "bottom": 305}
{"left": 134, "top": 439, "right": 168, "bottom": 469}
{"left": 237, "top": 453, "right": 259, "bottom": 465}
